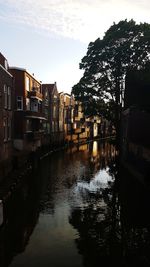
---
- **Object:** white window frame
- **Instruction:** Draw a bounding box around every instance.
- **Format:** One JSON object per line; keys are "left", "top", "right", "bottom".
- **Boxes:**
{"left": 26, "top": 98, "right": 30, "bottom": 110}
{"left": 17, "top": 96, "right": 23, "bottom": 110}
{"left": 7, "top": 87, "right": 11, "bottom": 109}
{"left": 4, "top": 84, "right": 7, "bottom": 109}
{"left": 26, "top": 76, "right": 30, "bottom": 92}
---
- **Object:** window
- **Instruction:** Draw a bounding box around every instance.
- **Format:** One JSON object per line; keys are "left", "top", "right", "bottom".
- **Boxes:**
{"left": 52, "top": 122, "right": 54, "bottom": 132}
{"left": 26, "top": 98, "right": 30, "bottom": 110}
{"left": 7, "top": 87, "right": 11, "bottom": 109}
{"left": 64, "top": 109, "right": 67, "bottom": 119}
{"left": 44, "top": 109, "right": 48, "bottom": 119}
{"left": 31, "top": 99, "right": 38, "bottom": 112}
{"left": 38, "top": 100, "right": 42, "bottom": 112}
{"left": 3, "top": 118, "right": 7, "bottom": 141}
{"left": 53, "top": 106, "right": 56, "bottom": 118}
{"left": 4, "top": 85, "right": 7, "bottom": 108}
{"left": 17, "top": 96, "right": 23, "bottom": 110}
{"left": 3, "top": 118, "right": 11, "bottom": 141}
{"left": 26, "top": 76, "right": 30, "bottom": 91}
{"left": 71, "top": 109, "right": 74, "bottom": 123}
{"left": 55, "top": 122, "right": 58, "bottom": 132}
{"left": 26, "top": 119, "right": 32, "bottom": 132}
{"left": 7, "top": 118, "right": 11, "bottom": 140}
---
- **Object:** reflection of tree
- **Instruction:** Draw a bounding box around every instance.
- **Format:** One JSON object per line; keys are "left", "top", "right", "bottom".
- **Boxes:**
{"left": 69, "top": 150, "right": 150, "bottom": 267}
{"left": 118, "top": 167, "right": 150, "bottom": 266}
{"left": 109, "top": 161, "right": 150, "bottom": 266}
{"left": 69, "top": 183, "right": 118, "bottom": 267}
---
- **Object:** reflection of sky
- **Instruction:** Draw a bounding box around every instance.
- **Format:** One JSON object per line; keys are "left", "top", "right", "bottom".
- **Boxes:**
{"left": 70, "top": 167, "right": 113, "bottom": 215}
{"left": 76, "top": 168, "right": 112, "bottom": 193}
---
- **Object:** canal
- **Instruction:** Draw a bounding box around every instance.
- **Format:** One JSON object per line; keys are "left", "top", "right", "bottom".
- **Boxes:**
{"left": 0, "top": 141, "right": 150, "bottom": 267}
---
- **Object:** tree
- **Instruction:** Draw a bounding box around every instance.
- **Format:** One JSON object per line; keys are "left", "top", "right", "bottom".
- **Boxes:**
{"left": 72, "top": 19, "right": 150, "bottom": 146}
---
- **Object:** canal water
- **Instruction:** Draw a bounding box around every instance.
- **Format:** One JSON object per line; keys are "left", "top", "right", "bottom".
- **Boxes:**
{"left": 0, "top": 141, "right": 150, "bottom": 267}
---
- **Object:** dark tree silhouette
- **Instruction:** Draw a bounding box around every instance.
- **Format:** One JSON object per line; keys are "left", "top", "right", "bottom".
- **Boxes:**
{"left": 72, "top": 19, "right": 150, "bottom": 147}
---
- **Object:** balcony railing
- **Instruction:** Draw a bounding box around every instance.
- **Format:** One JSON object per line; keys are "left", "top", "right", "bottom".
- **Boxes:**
{"left": 28, "top": 89, "right": 42, "bottom": 100}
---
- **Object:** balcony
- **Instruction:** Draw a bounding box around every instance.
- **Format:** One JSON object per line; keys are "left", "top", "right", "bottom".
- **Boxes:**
{"left": 25, "top": 110, "right": 47, "bottom": 120}
{"left": 28, "top": 89, "right": 42, "bottom": 100}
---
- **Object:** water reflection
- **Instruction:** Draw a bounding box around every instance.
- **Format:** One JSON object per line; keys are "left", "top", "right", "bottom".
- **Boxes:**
{"left": 0, "top": 141, "right": 150, "bottom": 267}
{"left": 92, "top": 141, "right": 98, "bottom": 158}
{"left": 68, "top": 143, "right": 116, "bottom": 267}
{"left": 118, "top": 168, "right": 150, "bottom": 267}
{"left": 68, "top": 144, "right": 150, "bottom": 267}
{"left": 0, "top": 172, "right": 42, "bottom": 267}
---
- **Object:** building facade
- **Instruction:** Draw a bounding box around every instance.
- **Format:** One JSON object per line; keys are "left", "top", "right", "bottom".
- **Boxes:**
{"left": 9, "top": 67, "right": 46, "bottom": 152}
{"left": 42, "top": 83, "right": 60, "bottom": 147}
{"left": 63, "top": 93, "right": 75, "bottom": 142}
{"left": 0, "top": 53, "right": 13, "bottom": 178}
{"left": 59, "top": 92, "right": 65, "bottom": 144}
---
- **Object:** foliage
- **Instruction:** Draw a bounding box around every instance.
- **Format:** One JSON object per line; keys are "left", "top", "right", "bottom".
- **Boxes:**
{"left": 72, "top": 19, "right": 150, "bottom": 124}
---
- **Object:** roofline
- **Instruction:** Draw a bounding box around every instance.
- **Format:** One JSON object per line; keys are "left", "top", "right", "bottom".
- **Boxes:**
{"left": 0, "top": 64, "right": 13, "bottom": 78}
{"left": 42, "top": 83, "right": 55, "bottom": 86}
{"left": 9, "top": 66, "right": 26, "bottom": 72}
{"left": 64, "top": 93, "right": 72, "bottom": 97}
{"left": 9, "top": 66, "right": 41, "bottom": 84}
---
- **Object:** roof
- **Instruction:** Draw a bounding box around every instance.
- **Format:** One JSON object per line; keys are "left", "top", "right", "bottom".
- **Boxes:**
{"left": 0, "top": 64, "right": 13, "bottom": 78}
{"left": 9, "top": 66, "right": 26, "bottom": 72}
{"left": 9, "top": 67, "right": 41, "bottom": 84}
{"left": 0, "top": 52, "right": 13, "bottom": 77}
{"left": 42, "top": 83, "right": 58, "bottom": 95}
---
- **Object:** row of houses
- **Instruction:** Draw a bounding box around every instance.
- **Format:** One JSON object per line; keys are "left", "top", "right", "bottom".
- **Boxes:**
{"left": 0, "top": 52, "right": 104, "bottom": 179}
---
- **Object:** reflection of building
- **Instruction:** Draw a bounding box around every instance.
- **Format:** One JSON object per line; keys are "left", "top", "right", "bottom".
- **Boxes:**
{"left": 10, "top": 67, "right": 46, "bottom": 152}
{"left": 0, "top": 53, "right": 13, "bottom": 178}
{"left": 92, "top": 141, "right": 98, "bottom": 158}
{"left": 0, "top": 174, "right": 40, "bottom": 267}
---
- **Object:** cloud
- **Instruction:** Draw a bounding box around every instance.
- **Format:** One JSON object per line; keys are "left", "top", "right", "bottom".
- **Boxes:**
{"left": 0, "top": 0, "right": 150, "bottom": 43}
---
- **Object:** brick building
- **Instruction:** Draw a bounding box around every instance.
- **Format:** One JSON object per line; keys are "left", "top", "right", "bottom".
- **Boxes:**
{"left": 9, "top": 67, "right": 46, "bottom": 152}
{"left": 42, "top": 83, "right": 60, "bottom": 147}
{"left": 0, "top": 53, "right": 13, "bottom": 178}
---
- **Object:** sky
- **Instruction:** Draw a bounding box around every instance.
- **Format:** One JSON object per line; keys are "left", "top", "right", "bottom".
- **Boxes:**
{"left": 0, "top": 0, "right": 150, "bottom": 94}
